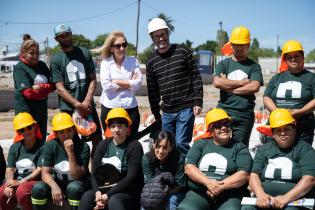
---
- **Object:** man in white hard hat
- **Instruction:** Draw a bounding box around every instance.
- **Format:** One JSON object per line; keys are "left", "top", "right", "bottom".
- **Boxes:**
{"left": 146, "top": 18, "right": 203, "bottom": 154}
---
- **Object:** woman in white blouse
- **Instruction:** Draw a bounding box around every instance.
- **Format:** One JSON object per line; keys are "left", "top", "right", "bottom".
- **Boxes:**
{"left": 96, "top": 31, "right": 142, "bottom": 140}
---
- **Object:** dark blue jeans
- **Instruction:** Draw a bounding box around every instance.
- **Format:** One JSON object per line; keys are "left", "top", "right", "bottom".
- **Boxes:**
{"left": 162, "top": 108, "right": 195, "bottom": 154}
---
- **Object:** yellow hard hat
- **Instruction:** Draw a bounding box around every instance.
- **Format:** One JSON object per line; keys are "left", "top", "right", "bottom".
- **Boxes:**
{"left": 52, "top": 112, "right": 75, "bottom": 131}
{"left": 230, "top": 26, "right": 251, "bottom": 44}
{"left": 105, "top": 108, "right": 132, "bottom": 126}
{"left": 205, "top": 108, "right": 231, "bottom": 128}
{"left": 13, "top": 112, "right": 37, "bottom": 131}
{"left": 269, "top": 108, "right": 295, "bottom": 128}
{"left": 282, "top": 40, "right": 304, "bottom": 55}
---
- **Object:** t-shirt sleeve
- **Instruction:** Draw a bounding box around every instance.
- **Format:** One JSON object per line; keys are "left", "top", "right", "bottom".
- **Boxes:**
{"left": 6, "top": 144, "right": 18, "bottom": 168}
{"left": 175, "top": 153, "right": 187, "bottom": 187}
{"left": 13, "top": 66, "right": 33, "bottom": 91}
{"left": 235, "top": 143, "right": 253, "bottom": 173}
{"left": 251, "top": 146, "right": 267, "bottom": 174}
{"left": 298, "top": 145, "right": 315, "bottom": 176}
{"left": 50, "top": 55, "right": 64, "bottom": 83}
{"left": 142, "top": 154, "right": 153, "bottom": 183}
{"left": 41, "top": 141, "right": 55, "bottom": 167}
{"left": 214, "top": 60, "right": 226, "bottom": 76}
{"left": 263, "top": 74, "right": 278, "bottom": 97}
{"left": 249, "top": 63, "right": 264, "bottom": 85}
{"left": 185, "top": 140, "right": 204, "bottom": 166}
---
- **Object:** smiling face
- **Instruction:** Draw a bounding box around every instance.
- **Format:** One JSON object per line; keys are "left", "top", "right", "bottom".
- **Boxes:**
{"left": 285, "top": 51, "right": 304, "bottom": 73}
{"left": 272, "top": 124, "right": 296, "bottom": 149}
{"left": 154, "top": 138, "right": 174, "bottom": 162}
{"left": 151, "top": 29, "right": 170, "bottom": 53}
{"left": 111, "top": 36, "right": 127, "bottom": 62}
{"left": 211, "top": 119, "right": 232, "bottom": 145}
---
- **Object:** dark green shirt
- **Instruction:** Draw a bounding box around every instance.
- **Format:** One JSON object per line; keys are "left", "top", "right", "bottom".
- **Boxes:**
{"left": 50, "top": 46, "right": 95, "bottom": 112}
{"left": 41, "top": 135, "right": 90, "bottom": 181}
{"left": 7, "top": 139, "right": 43, "bottom": 179}
{"left": 215, "top": 57, "right": 263, "bottom": 112}
{"left": 142, "top": 151, "right": 186, "bottom": 187}
{"left": 186, "top": 138, "right": 252, "bottom": 193}
{"left": 101, "top": 141, "right": 128, "bottom": 173}
{"left": 252, "top": 140, "right": 315, "bottom": 195}
{"left": 264, "top": 69, "right": 315, "bottom": 109}
{"left": 13, "top": 60, "right": 50, "bottom": 114}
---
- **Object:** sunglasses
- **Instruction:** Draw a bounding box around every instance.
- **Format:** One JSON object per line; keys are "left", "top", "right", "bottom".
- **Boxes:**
{"left": 112, "top": 42, "right": 128, "bottom": 49}
{"left": 18, "top": 124, "right": 34, "bottom": 133}
{"left": 213, "top": 121, "right": 231, "bottom": 129}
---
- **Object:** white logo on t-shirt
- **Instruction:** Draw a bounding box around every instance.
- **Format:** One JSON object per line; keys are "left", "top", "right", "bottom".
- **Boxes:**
{"left": 276, "top": 81, "right": 302, "bottom": 98}
{"left": 199, "top": 153, "right": 228, "bottom": 175}
{"left": 66, "top": 60, "right": 86, "bottom": 83}
{"left": 228, "top": 70, "right": 248, "bottom": 80}
{"left": 102, "top": 156, "right": 122, "bottom": 172}
{"left": 265, "top": 157, "right": 293, "bottom": 180}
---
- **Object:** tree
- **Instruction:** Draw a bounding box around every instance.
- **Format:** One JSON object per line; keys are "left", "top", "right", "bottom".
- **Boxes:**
{"left": 72, "top": 34, "right": 91, "bottom": 49}
{"left": 155, "top": 12, "right": 175, "bottom": 33}
{"left": 305, "top": 49, "right": 315, "bottom": 62}
{"left": 180, "top": 40, "right": 193, "bottom": 51}
{"left": 195, "top": 40, "right": 218, "bottom": 53}
{"left": 138, "top": 45, "right": 154, "bottom": 64}
{"left": 127, "top": 42, "right": 137, "bottom": 56}
{"left": 216, "top": 30, "right": 229, "bottom": 49}
{"left": 92, "top": 34, "right": 108, "bottom": 48}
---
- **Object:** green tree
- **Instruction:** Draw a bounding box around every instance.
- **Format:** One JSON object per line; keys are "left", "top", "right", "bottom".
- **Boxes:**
{"left": 48, "top": 45, "right": 61, "bottom": 56}
{"left": 216, "top": 30, "right": 229, "bottom": 48}
{"left": 195, "top": 40, "right": 218, "bottom": 53}
{"left": 138, "top": 45, "right": 154, "bottom": 64}
{"left": 180, "top": 40, "right": 193, "bottom": 51}
{"left": 127, "top": 42, "right": 137, "bottom": 56}
{"left": 155, "top": 12, "right": 175, "bottom": 33}
{"left": 306, "top": 49, "right": 315, "bottom": 62}
{"left": 248, "top": 38, "right": 260, "bottom": 61}
{"left": 92, "top": 34, "right": 108, "bottom": 48}
{"left": 72, "top": 34, "right": 91, "bottom": 49}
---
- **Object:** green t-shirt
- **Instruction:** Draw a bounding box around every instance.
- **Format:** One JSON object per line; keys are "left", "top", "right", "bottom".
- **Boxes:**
{"left": 13, "top": 60, "right": 50, "bottom": 114}
{"left": 142, "top": 151, "right": 186, "bottom": 187}
{"left": 185, "top": 138, "right": 252, "bottom": 193}
{"left": 41, "top": 135, "right": 90, "bottom": 181}
{"left": 101, "top": 141, "right": 128, "bottom": 173}
{"left": 264, "top": 70, "right": 315, "bottom": 109}
{"left": 252, "top": 140, "right": 315, "bottom": 195}
{"left": 7, "top": 139, "right": 44, "bottom": 179}
{"left": 50, "top": 46, "right": 95, "bottom": 112}
{"left": 215, "top": 57, "right": 263, "bottom": 112}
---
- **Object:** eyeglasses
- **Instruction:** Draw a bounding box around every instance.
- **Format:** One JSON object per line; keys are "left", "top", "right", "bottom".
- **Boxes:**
{"left": 18, "top": 124, "right": 34, "bottom": 133}
{"left": 112, "top": 42, "right": 128, "bottom": 49}
{"left": 213, "top": 121, "right": 231, "bottom": 129}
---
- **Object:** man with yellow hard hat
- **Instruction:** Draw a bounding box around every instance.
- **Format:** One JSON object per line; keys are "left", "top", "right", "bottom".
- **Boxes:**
{"left": 213, "top": 26, "right": 263, "bottom": 146}
{"left": 31, "top": 112, "right": 91, "bottom": 210}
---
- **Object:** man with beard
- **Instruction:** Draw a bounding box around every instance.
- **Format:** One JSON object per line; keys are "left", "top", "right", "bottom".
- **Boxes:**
{"left": 50, "top": 24, "right": 102, "bottom": 157}
{"left": 146, "top": 18, "right": 203, "bottom": 154}
{"left": 213, "top": 26, "right": 263, "bottom": 146}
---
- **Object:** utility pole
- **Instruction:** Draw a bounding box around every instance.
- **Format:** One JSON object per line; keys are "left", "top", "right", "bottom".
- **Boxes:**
{"left": 135, "top": 0, "right": 141, "bottom": 58}
{"left": 276, "top": 34, "right": 279, "bottom": 71}
{"left": 218, "top": 21, "right": 223, "bottom": 55}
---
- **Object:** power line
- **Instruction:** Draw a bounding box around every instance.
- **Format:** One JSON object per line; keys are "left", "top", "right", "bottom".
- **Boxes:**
{"left": 0, "top": 1, "right": 137, "bottom": 25}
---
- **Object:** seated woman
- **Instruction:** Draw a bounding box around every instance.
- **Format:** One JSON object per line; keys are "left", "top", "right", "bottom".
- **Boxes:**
{"left": 0, "top": 113, "right": 44, "bottom": 210}
{"left": 141, "top": 130, "right": 187, "bottom": 210}
{"left": 243, "top": 109, "right": 315, "bottom": 210}
{"left": 31, "top": 113, "right": 91, "bottom": 210}
{"left": 178, "top": 108, "right": 253, "bottom": 210}
{"left": 78, "top": 108, "right": 144, "bottom": 210}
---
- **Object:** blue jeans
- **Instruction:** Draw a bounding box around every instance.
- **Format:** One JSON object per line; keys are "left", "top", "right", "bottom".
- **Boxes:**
{"left": 167, "top": 191, "right": 186, "bottom": 210}
{"left": 162, "top": 108, "right": 195, "bottom": 154}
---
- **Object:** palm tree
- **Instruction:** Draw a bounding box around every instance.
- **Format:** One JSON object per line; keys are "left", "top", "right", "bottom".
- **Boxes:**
{"left": 154, "top": 12, "right": 175, "bottom": 33}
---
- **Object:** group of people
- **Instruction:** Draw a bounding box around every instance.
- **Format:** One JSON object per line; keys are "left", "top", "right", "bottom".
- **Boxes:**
{"left": 0, "top": 16, "right": 313, "bottom": 210}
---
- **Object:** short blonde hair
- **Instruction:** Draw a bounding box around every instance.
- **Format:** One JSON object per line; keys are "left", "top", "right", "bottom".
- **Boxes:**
{"left": 92, "top": 31, "right": 127, "bottom": 58}
{"left": 20, "top": 34, "right": 39, "bottom": 54}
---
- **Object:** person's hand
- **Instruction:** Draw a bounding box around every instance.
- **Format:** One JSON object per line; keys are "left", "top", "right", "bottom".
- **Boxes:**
{"left": 94, "top": 192, "right": 108, "bottom": 210}
{"left": 289, "top": 109, "right": 302, "bottom": 119}
{"left": 5, "top": 179, "right": 19, "bottom": 188}
{"left": 256, "top": 192, "right": 271, "bottom": 208}
{"left": 240, "top": 78, "right": 250, "bottom": 86}
{"left": 32, "top": 84, "right": 41, "bottom": 90}
{"left": 270, "top": 195, "right": 290, "bottom": 209}
{"left": 51, "top": 183, "right": 64, "bottom": 206}
{"left": 205, "top": 179, "right": 224, "bottom": 198}
{"left": 75, "top": 102, "right": 92, "bottom": 117}
{"left": 220, "top": 73, "right": 227, "bottom": 79}
{"left": 131, "top": 71, "right": 140, "bottom": 80}
{"left": 193, "top": 106, "right": 202, "bottom": 116}
{"left": 4, "top": 187, "right": 14, "bottom": 198}
{"left": 64, "top": 139, "right": 75, "bottom": 156}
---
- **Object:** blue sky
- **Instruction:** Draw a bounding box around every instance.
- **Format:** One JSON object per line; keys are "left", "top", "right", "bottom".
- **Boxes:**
{"left": 1, "top": 0, "right": 314, "bottom": 54}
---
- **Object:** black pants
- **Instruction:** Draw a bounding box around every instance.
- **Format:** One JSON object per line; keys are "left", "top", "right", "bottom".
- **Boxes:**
{"left": 78, "top": 189, "right": 139, "bottom": 210}
{"left": 100, "top": 105, "right": 140, "bottom": 140}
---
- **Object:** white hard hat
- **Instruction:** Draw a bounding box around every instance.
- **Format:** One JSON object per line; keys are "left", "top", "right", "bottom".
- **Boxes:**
{"left": 148, "top": 18, "right": 169, "bottom": 34}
